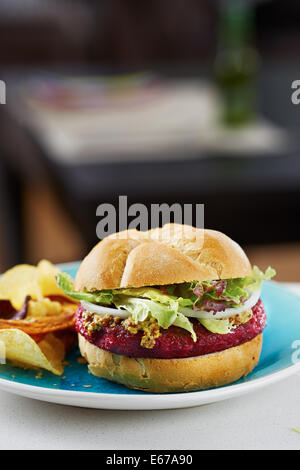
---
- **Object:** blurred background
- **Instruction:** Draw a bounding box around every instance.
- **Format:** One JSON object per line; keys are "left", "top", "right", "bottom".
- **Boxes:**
{"left": 0, "top": 0, "right": 300, "bottom": 280}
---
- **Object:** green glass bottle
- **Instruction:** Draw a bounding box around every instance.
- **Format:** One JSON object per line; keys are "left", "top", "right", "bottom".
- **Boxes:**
{"left": 215, "top": 0, "right": 258, "bottom": 126}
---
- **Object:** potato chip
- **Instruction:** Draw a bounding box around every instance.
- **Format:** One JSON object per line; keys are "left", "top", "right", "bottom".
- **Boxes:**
{"left": 0, "top": 260, "right": 78, "bottom": 375}
{"left": 0, "top": 329, "right": 65, "bottom": 375}
{"left": 39, "top": 333, "right": 65, "bottom": 363}
{"left": 37, "top": 260, "right": 68, "bottom": 298}
{"left": 0, "top": 260, "right": 75, "bottom": 309}
{"left": 0, "top": 265, "right": 42, "bottom": 310}
{"left": 28, "top": 298, "right": 64, "bottom": 318}
{"left": 0, "top": 310, "right": 75, "bottom": 335}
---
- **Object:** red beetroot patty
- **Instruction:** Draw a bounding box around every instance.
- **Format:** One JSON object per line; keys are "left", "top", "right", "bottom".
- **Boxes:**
{"left": 76, "top": 300, "right": 266, "bottom": 359}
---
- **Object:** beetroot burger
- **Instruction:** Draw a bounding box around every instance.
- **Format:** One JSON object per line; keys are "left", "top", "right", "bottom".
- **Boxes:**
{"left": 57, "top": 224, "right": 275, "bottom": 393}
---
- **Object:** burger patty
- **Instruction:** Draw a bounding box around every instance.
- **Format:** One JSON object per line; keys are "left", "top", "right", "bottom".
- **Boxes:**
{"left": 76, "top": 300, "right": 266, "bottom": 359}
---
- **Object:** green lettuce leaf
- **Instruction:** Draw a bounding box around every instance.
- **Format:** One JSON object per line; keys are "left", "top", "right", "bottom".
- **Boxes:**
{"left": 198, "top": 309, "right": 253, "bottom": 334}
{"left": 192, "top": 266, "right": 276, "bottom": 309}
{"left": 198, "top": 310, "right": 252, "bottom": 335}
{"left": 114, "top": 296, "right": 177, "bottom": 328}
{"left": 199, "top": 318, "right": 233, "bottom": 334}
{"left": 244, "top": 266, "right": 276, "bottom": 292}
{"left": 56, "top": 272, "right": 113, "bottom": 305}
{"left": 173, "top": 312, "right": 197, "bottom": 341}
{"left": 113, "top": 296, "right": 197, "bottom": 341}
{"left": 116, "top": 287, "right": 193, "bottom": 309}
{"left": 115, "top": 287, "right": 177, "bottom": 308}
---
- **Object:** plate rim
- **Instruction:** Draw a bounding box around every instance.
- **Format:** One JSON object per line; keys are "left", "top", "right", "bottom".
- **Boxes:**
{"left": 0, "top": 362, "right": 299, "bottom": 408}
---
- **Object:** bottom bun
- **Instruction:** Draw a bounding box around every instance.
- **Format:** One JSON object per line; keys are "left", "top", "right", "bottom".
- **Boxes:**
{"left": 78, "top": 333, "right": 262, "bottom": 393}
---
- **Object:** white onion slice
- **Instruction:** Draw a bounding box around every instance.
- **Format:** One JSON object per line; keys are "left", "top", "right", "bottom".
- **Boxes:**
{"left": 81, "top": 301, "right": 129, "bottom": 319}
{"left": 179, "top": 288, "right": 261, "bottom": 320}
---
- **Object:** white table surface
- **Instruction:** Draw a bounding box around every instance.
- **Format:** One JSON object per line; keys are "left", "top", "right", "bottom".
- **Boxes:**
{"left": 1, "top": 283, "right": 300, "bottom": 450}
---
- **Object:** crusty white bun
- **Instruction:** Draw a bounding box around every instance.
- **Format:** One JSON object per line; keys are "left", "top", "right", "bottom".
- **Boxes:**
{"left": 78, "top": 334, "right": 262, "bottom": 393}
{"left": 75, "top": 223, "right": 252, "bottom": 291}
{"left": 75, "top": 224, "right": 258, "bottom": 393}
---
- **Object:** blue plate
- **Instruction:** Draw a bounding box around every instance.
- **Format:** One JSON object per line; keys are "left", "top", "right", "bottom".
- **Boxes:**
{"left": 0, "top": 262, "right": 299, "bottom": 409}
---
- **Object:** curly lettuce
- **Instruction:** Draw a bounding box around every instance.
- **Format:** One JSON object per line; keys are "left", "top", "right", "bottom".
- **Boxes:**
{"left": 113, "top": 295, "right": 197, "bottom": 341}
{"left": 190, "top": 266, "right": 276, "bottom": 311}
{"left": 56, "top": 272, "right": 113, "bottom": 305}
{"left": 199, "top": 310, "right": 252, "bottom": 334}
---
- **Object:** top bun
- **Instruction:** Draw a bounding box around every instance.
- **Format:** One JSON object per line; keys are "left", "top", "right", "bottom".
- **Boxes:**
{"left": 75, "top": 224, "right": 252, "bottom": 291}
